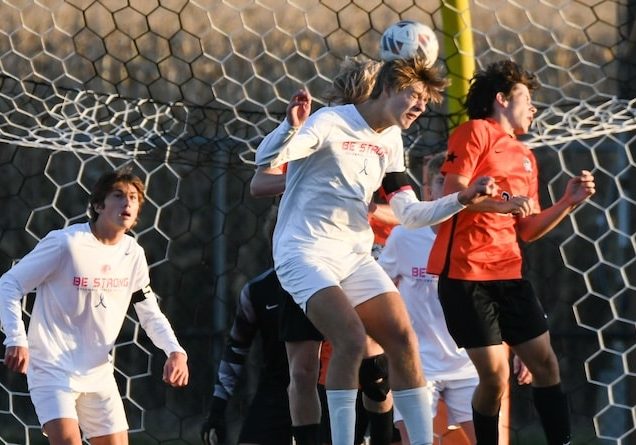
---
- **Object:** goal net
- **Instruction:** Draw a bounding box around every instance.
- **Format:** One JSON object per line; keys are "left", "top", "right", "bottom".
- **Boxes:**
{"left": 0, "top": 1, "right": 634, "bottom": 444}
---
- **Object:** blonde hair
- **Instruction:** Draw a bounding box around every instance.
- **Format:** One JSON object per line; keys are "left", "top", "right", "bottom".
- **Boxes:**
{"left": 370, "top": 57, "right": 449, "bottom": 104}
{"left": 322, "top": 56, "right": 382, "bottom": 105}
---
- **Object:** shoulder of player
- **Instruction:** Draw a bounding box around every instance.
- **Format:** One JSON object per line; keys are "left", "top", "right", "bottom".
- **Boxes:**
{"left": 450, "top": 119, "right": 506, "bottom": 153}
{"left": 52, "top": 222, "right": 90, "bottom": 246}
{"left": 305, "top": 104, "right": 348, "bottom": 123}
{"left": 123, "top": 234, "right": 145, "bottom": 255}
{"left": 452, "top": 118, "right": 492, "bottom": 138}
{"left": 387, "top": 225, "right": 429, "bottom": 244}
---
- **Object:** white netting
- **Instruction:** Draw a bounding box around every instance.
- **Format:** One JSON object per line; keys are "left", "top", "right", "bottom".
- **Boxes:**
{"left": 0, "top": 1, "right": 634, "bottom": 444}
{"left": 0, "top": 81, "right": 190, "bottom": 159}
{"left": 527, "top": 98, "right": 636, "bottom": 149}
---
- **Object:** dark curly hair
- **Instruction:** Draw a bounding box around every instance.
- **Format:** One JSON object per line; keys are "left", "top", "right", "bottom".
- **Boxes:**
{"left": 465, "top": 60, "right": 539, "bottom": 119}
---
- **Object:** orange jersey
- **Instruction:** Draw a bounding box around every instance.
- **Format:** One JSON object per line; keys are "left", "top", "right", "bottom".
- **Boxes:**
{"left": 368, "top": 213, "right": 396, "bottom": 246}
{"left": 427, "top": 118, "right": 540, "bottom": 280}
{"left": 318, "top": 340, "right": 332, "bottom": 386}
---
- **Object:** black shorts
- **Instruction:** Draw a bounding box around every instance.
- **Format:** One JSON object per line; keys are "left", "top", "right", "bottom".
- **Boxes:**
{"left": 438, "top": 277, "right": 549, "bottom": 349}
{"left": 238, "top": 384, "right": 292, "bottom": 445}
{"left": 279, "top": 291, "right": 323, "bottom": 342}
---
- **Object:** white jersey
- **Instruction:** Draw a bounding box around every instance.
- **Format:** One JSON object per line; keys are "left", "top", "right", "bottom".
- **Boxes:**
{"left": 378, "top": 226, "right": 477, "bottom": 381}
{"left": 255, "top": 104, "right": 465, "bottom": 263}
{"left": 0, "top": 223, "right": 185, "bottom": 392}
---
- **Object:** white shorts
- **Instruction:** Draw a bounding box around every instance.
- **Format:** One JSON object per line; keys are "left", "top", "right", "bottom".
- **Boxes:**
{"left": 30, "top": 376, "right": 128, "bottom": 439}
{"left": 394, "top": 377, "right": 478, "bottom": 426}
{"left": 275, "top": 250, "right": 397, "bottom": 312}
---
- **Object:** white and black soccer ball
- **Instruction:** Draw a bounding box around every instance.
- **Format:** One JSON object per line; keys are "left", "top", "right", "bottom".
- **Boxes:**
{"left": 379, "top": 20, "right": 439, "bottom": 67}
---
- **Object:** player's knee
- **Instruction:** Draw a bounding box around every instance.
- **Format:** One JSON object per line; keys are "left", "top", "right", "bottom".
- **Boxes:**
{"left": 359, "top": 354, "right": 390, "bottom": 402}
{"left": 529, "top": 350, "right": 560, "bottom": 385}
{"left": 289, "top": 360, "right": 320, "bottom": 387}
{"left": 388, "top": 323, "right": 417, "bottom": 352}
{"left": 479, "top": 368, "right": 509, "bottom": 394}
{"left": 332, "top": 330, "right": 366, "bottom": 361}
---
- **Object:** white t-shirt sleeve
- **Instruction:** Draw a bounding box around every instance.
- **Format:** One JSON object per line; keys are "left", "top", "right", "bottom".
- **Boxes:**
{"left": 389, "top": 189, "right": 465, "bottom": 229}
{"left": 133, "top": 285, "right": 186, "bottom": 357}
{"left": 0, "top": 232, "right": 62, "bottom": 347}
{"left": 255, "top": 115, "right": 322, "bottom": 168}
{"left": 131, "top": 253, "right": 186, "bottom": 357}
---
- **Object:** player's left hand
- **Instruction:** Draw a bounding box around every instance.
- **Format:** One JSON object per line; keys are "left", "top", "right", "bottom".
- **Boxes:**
{"left": 201, "top": 421, "right": 225, "bottom": 445}
{"left": 163, "top": 351, "right": 189, "bottom": 387}
{"left": 513, "top": 355, "right": 533, "bottom": 385}
{"left": 565, "top": 169, "right": 595, "bottom": 206}
{"left": 200, "top": 396, "right": 228, "bottom": 445}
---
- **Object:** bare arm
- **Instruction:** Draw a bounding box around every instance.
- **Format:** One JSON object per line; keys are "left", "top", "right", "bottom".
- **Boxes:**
{"left": 443, "top": 173, "right": 534, "bottom": 216}
{"left": 516, "top": 170, "right": 595, "bottom": 243}
{"left": 250, "top": 165, "right": 286, "bottom": 198}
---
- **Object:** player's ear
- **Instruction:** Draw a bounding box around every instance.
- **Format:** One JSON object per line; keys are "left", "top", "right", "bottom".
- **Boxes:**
{"left": 495, "top": 91, "right": 508, "bottom": 107}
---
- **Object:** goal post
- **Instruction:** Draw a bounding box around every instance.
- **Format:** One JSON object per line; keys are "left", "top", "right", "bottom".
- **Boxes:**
{"left": 441, "top": 0, "right": 475, "bottom": 129}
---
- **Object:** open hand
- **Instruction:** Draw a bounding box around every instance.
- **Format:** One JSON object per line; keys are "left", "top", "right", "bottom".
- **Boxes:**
{"left": 286, "top": 89, "right": 312, "bottom": 127}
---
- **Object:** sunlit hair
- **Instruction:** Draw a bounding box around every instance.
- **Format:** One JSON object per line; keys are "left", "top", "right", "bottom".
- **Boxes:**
{"left": 369, "top": 56, "right": 449, "bottom": 104}
{"left": 323, "top": 56, "right": 382, "bottom": 105}
{"left": 465, "top": 59, "right": 539, "bottom": 119}
{"left": 89, "top": 167, "right": 145, "bottom": 223}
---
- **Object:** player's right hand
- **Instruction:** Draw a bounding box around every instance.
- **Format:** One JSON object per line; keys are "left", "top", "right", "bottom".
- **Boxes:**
{"left": 286, "top": 89, "right": 312, "bottom": 128}
{"left": 458, "top": 176, "right": 498, "bottom": 205}
{"left": 200, "top": 417, "right": 225, "bottom": 445}
{"left": 3, "top": 346, "right": 28, "bottom": 374}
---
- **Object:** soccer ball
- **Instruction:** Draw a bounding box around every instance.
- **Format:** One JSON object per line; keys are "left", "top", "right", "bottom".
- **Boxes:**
{"left": 379, "top": 20, "right": 439, "bottom": 67}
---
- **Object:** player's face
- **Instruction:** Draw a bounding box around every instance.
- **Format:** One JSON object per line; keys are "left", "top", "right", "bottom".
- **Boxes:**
{"left": 96, "top": 182, "right": 141, "bottom": 231}
{"left": 422, "top": 172, "right": 444, "bottom": 201}
{"left": 388, "top": 82, "right": 429, "bottom": 129}
{"left": 429, "top": 172, "right": 445, "bottom": 200}
{"left": 505, "top": 83, "right": 537, "bottom": 135}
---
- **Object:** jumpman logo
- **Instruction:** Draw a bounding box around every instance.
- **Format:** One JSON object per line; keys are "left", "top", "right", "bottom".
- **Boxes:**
{"left": 94, "top": 294, "right": 107, "bottom": 309}
{"left": 359, "top": 158, "right": 369, "bottom": 175}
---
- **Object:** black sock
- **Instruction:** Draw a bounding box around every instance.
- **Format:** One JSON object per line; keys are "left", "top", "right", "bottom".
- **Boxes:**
{"left": 533, "top": 384, "right": 572, "bottom": 445}
{"left": 292, "top": 423, "right": 321, "bottom": 445}
{"left": 473, "top": 405, "right": 499, "bottom": 445}
{"left": 366, "top": 409, "right": 394, "bottom": 445}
